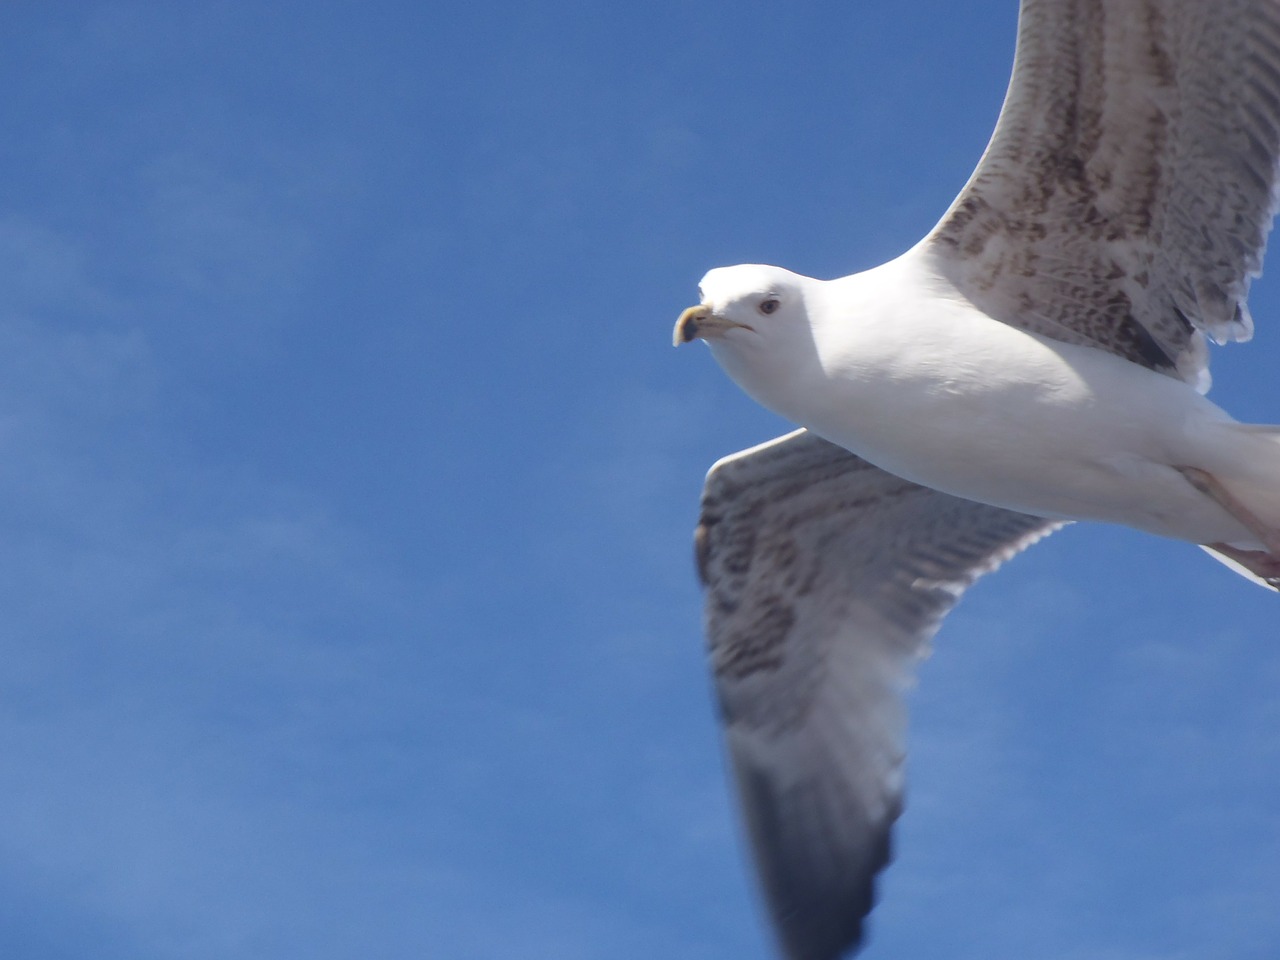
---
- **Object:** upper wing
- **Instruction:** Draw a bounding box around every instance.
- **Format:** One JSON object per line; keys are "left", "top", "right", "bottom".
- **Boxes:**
{"left": 925, "top": 0, "right": 1280, "bottom": 392}
{"left": 698, "top": 430, "right": 1061, "bottom": 960}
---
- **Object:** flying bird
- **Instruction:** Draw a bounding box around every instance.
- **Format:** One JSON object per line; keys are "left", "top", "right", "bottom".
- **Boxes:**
{"left": 673, "top": 1, "right": 1280, "bottom": 958}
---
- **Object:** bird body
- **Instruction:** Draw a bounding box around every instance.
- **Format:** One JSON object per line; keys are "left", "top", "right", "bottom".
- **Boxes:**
{"left": 698, "top": 254, "right": 1278, "bottom": 548}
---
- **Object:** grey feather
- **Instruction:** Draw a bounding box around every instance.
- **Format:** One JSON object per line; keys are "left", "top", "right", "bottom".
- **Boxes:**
{"left": 697, "top": 430, "right": 1061, "bottom": 960}
{"left": 927, "top": 0, "right": 1280, "bottom": 391}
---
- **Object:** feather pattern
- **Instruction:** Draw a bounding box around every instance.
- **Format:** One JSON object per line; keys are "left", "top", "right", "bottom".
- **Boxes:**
{"left": 927, "top": 0, "right": 1280, "bottom": 392}
{"left": 698, "top": 430, "right": 1061, "bottom": 960}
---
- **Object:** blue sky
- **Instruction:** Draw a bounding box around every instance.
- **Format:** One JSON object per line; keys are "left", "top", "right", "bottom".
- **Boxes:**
{"left": 2, "top": 2, "right": 1280, "bottom": 958}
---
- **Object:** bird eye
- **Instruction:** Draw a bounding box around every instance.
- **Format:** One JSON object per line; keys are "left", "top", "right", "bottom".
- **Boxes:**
{"left": 758, "top": 296, "right": 780, "bottom": 316}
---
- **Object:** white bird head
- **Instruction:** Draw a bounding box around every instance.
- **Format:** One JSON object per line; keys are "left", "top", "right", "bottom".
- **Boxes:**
{"left": 674, "top": 264, "right": 824, "bottom": 413}
{"left": 673, "top": 263, "right": 810, "bottom": 349}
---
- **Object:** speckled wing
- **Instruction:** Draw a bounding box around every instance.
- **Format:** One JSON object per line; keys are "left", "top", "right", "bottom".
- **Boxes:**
{"left": 926, "top": 0, "right": 1280, "bottom": 391}
{"left": 698, "top": 430, "right": 1060, "bottom": 960}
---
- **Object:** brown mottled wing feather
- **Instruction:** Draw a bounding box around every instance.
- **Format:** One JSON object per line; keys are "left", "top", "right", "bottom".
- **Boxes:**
{"left": 926, "top": 0, "right": 1280, "bottom": 391}
{"left": 698, "top": 430, "right": 1062, "bottom": 960}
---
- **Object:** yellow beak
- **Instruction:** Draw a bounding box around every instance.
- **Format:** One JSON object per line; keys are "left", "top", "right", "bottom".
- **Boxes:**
{"left": 672, "top": 305, "right": 752, "bottom": 346}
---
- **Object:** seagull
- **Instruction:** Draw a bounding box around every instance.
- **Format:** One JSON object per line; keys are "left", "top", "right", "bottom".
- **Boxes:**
{"left": 673, "top": 2, "right": 1280, "bottom": 958}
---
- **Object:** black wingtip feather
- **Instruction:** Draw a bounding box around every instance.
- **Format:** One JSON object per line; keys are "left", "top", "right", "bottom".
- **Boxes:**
{"left": 736, "top": 760, "right": 895, "bottom": 960}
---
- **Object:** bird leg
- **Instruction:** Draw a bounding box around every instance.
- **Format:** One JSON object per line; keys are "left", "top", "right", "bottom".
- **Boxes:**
{"left": 1178, "top": 466, "right": 1280, "bottom": 555}
{"left": 1179, "top": 465, "right": 1280, "bottom": 588}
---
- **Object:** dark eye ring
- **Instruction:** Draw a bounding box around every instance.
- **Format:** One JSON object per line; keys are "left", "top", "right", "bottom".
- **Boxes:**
{"left": 758, "top": 297, "right": 780, "bottom": 315}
